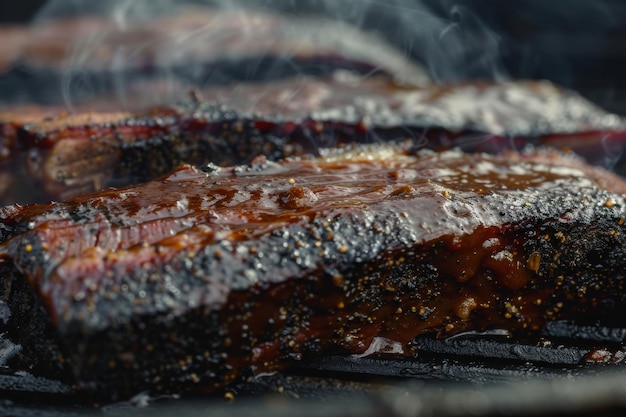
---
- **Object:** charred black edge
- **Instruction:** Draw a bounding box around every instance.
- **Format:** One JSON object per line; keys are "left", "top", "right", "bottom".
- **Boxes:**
{"left": 0, "top": 263, "right": 71, "bottom": 384}
{"left": 115, "top": 112, "right": 430, "bottom": 184}
{"left": 3, "top": 153, "right": 626, "bottom": 400}
{"left": 116, "top": 129, "right": 311, "bottom": 186}
{"left": 43, "top": 218, "right": 626, "bottom": 400}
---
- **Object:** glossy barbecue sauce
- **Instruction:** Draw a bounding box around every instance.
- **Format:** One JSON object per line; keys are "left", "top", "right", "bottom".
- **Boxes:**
{"left": 2, "top": 146, "right": 626, "bottom": 398}
{"left": 6, "top": 76, "right": 626, "bottom": 207}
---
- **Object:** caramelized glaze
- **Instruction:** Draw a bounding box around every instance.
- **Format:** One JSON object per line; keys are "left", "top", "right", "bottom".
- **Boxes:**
{"left": 1, "top": 145, "right": 626, "bottom": 399}
{"left": 1, "top": 75, "right": 623, "bottom": 206}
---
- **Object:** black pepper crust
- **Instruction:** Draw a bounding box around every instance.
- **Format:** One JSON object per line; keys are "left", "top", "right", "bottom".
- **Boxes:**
{"left": 1, "top": 145, "right": 626, "bottom": 400}
{"left": 4, "top": 76, "right": 626, "bottom": 206}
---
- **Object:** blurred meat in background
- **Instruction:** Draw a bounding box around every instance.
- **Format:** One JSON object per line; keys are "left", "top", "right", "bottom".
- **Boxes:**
{"left": 2, "top": 0, "right": 626, "bottom": 205}
{"left": 1, "top": 0, "right": 625, "bottom": 114}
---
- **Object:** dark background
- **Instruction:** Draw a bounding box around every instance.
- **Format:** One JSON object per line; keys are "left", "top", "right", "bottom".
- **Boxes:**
{"left": 0, "top": 0, "right": 45, "bottom": 23}
{"left": 2, "top": 0, "right": 626, "bottom": 114}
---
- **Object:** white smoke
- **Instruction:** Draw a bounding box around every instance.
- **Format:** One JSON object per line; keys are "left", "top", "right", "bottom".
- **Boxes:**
{"left": 26, "top": 0, "right": 620, "bottom": 113}
{"left": 30, "top": 0, "right": 509, "bottom": 96}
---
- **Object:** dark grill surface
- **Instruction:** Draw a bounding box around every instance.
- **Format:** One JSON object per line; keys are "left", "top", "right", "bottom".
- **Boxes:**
{"left": 2, "top": 321, "right": 626, "bottom": 416}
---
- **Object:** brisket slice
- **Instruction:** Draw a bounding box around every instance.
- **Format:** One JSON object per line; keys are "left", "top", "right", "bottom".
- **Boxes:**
{"left": 5, "top": 76, "right": 626, "bottom": 205}
{"left": 0, "top": 8, "right": 429, "bottom": 106}
{"left": 1, "top": 144, "right": 626, "bottom": 400}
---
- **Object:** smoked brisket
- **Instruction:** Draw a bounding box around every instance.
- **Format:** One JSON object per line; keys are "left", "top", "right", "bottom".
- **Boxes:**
{"left": 3, "top": 77, "right": 626, "bottom": 205}
{"left": 0, "top": 8, "right": 429, "bottom": 107}
{"left": 1, "top": 144, "right": 626, "bottom": 399}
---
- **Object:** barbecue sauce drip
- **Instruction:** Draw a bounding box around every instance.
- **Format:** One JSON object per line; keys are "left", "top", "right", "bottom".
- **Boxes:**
{"left": 1, "top": 146, "right": 626, "bottom": 399}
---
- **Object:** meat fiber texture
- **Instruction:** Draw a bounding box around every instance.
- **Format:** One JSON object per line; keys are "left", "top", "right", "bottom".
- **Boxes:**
{"left": 0, "top": 5, "right": 429, "bottom": 206}
{"left": 1, "top": 143, "right": 626, "bottom": 400}
{"left": 2, "top": 76, "right": 626, "bottom": 206}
